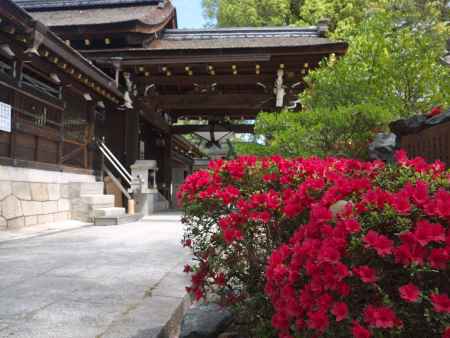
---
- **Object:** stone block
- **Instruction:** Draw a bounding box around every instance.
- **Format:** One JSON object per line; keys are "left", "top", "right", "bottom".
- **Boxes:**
{"left": 60, "top": 184, "right": 70, "bottom": 198}
{"left": 7, "top": 217, "right": 25, "bottom": 229}
{"left": 42, "top": 201, "right": 58, "bottom": 214}
{"left": 31, "top": 183, "right": 49, "bottom": 202}
{"left": 0, "top": 216, "right": 6, "bottom": 230}
{"left": 25, "top": 216, "right": 38, "bottom": 226}
{"left": 53, "top": 212, "right": 69, "bottom": 222}
{"left": 2, "top": 195, "right": 23, "bottom": 220}
{"left": 48, "top": 184, "right": 60, "bottom": 200}
{"left": 21, "top": 201, "right": 43, "bottom": 216}
{"left": 57, "top": 199, "right": 71, "bottom": 212}
{"left": 0, "top": 181, "right": 12, "bottom": 200}
{"left": 12, "top": 182, "right": 31, "bottom": 200}
{"left": 38, "top": 214, "right": 53, "bottom": 225}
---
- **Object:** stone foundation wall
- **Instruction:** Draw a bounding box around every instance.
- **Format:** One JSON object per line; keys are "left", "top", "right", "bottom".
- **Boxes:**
{"left": 0, "top": 165, "right": 96, "bottom": 230}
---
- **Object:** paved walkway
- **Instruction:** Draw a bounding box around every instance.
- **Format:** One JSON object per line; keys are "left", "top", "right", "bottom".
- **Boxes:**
{"left": 0, "top": 212, "right": 192, "bottom": 338}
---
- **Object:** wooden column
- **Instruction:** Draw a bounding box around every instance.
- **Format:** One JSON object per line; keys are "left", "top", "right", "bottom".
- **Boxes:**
{"left": 58, "top": 87, "right": 65, "bottom": 166}
{"left": 163, "top": 133, "right": 173, "bottom": 205}
{"left": 9, "top": 59, "right": 23, "bottom": 160}
{"left": 125, "top": 108, "right": 140, "bottom": 167}
{"left": 86, "top": 102, "right": 96, "bottom": 169}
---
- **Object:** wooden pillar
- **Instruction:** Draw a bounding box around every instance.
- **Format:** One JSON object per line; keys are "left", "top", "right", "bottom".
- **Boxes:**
{"left": 9, "top": 59, "right": 23, "bottom": 160}
{"left": 125, "top": 109, "right": 139, "bottom": 167}
{"left": 58, "top": 87, "right": 65, "bottom": 166}
{"left": 163, "top": 133, "right": 173, "bottom": 205}
{"left": 86, "top": 102, "right": 96, "bottom": 169}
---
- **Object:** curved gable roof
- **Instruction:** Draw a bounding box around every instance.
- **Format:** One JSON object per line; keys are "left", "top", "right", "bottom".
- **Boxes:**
{"left": 12, "top": 0, "right": 163, "bottom": 11}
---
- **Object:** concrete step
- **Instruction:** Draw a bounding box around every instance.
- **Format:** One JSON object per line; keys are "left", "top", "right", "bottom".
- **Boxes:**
{"left": 94, "top": 213, "right": 144, "bottom": 226}
{"left": 93, "top": 207, "right": 126, "bottom": 218}
{"left": 80, "top": 194, "right": 115, "bottom": 206}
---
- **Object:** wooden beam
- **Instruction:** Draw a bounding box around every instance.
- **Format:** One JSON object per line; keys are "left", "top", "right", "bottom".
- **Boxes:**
{"left": 92, "top": 54, "right": 272, "bottom": 67}
{"left": 136, "top": 74, "right": 275, "bottom": 86}
{"left": 147, "top": 94, "right": 273, "bottom": 111}
{"left": 171, "top": 124, "right": 254, "bottom": 134}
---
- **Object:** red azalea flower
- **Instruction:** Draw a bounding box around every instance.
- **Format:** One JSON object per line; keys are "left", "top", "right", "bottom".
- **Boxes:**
{"left": 331, "top": 302, "right": 349, "bottom": 322}
{"left": 183, "top": 264, "right": 192, "bottom": 273}
{"left": 342, "top": 219, "right": 361, "bottom": 233}
{"left": 352, "top": 321, "right": 372, "bottom": 338}
{"left": 363, "top": 230, "right": 394, "bottom": 256}
{"left": 214, "top": 273, "right": 226, "bottom": 286}
{"left": 430, "top": 293, "right": 450, "bottom": 313}
{"left": 443, "top": 327, "right": 450, "bottom": 338}
{"left": 428, "top": 105, "right": 443, "bottom": 117}
{"left": 318, "top": 246, "right": 341, "bottom": 263}
{"left": 414, "top": 220, "right": 446, "bottom": 246}
{"left": 307, "top": 310, "right": 329, "bottom": 331}
{"left": 390, "top": 193, "right": 411, "bottom": 215}
{"left": 364, "top": 305, "right": 401, "bottom": 329}
{"left": 412, "top": 181, "right": 429, "bottom": 205}
{"left": 353, "top": 265, "right": 378, "bottom": 284}
{"left": 399, "top": 283, "right": 421, "bottom": 302}
{"left": 429, "top": 248, "right": 449, "bottom": 270}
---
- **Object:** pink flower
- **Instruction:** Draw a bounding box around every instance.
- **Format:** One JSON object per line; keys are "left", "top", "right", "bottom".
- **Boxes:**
{"left": 331, "top": 302, "right": 348, "bottom": 322}
{"left": 430, "top": 293, "right": 450, "bottom": 313}
{"left": 363, "top": 230, "right": 393, "bottom": 256}
{"left": 399, "top": 283, "right": 421, "bottom": 302}
{"left": 353, "top": 266, "right": 378, "bottom": 284}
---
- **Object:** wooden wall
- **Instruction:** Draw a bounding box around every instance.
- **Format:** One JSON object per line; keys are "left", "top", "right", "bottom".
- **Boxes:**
{"left": 0, "top": 82, "right": 94, "bottom": 170}
{"left": 400, "top": 121, "right": 450, "bottom": 166}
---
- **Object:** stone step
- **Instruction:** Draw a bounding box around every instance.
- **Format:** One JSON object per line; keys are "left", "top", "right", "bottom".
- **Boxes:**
{"left": 94, "top": 213, "right": 144, "bottom": 226}
{"left": 93, "top": 207, "right": 126, "bottom": 218}
{"left": 80, "top": 182, "right": 104, "bottom": 195}
{"left": 67, "top": 182, "right": 104, "bottom": 198}
{"left": 155, "top": 200, "right": 170, "bottom": 212}
{"left": 80, "top": 194, "right": 115, "bottom": 206}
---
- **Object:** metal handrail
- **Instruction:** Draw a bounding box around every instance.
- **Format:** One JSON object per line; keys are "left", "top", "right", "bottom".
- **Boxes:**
{"left": 96, "top": 138, "right": 136, "bottom": 215}
{"left": 98, "top": 139, "right": 133, "bottom": 182}
{"left": 97, "top": 138, "right": 132, "bottom": 186}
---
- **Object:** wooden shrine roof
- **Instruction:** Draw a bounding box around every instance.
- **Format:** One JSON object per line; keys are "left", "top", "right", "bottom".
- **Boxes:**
{"left": 151, "top": 27, "right": 339, "bottom": 50}
{"left": 1, "top": 0, "right": 124, "bottom": 103}
{"left": 13, "top": 0, "right": 163, "bottom": 10}
{"left": 12, "top": 0, "right": 176, "bottom": 34}
{"left": 20, "top": 3, "right": 174, "bottom": 29}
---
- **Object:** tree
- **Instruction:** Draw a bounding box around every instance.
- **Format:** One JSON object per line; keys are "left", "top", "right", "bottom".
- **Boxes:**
{"left": 227, "top": 1, "right": 449, "bottom": 158}
{"left": 202, "top": 0, "right": 303, "bottom": 27}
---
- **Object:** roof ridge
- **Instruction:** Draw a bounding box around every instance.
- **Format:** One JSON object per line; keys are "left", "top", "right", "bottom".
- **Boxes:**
{"left": 12, "top": 0, "right": 163, "bottom": 11}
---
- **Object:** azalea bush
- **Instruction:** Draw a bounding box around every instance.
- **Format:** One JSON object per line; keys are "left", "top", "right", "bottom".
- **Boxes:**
{"left": 178, "top": 152, "right": 450, "bottom": 337}
{"left": 266, "top": 151, "right": 450, "bottom": 338}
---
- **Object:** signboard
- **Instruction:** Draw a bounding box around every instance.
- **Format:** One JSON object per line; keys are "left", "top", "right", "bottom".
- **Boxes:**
{"left": 0, "top": 101, "right": 12, "bottom": 133}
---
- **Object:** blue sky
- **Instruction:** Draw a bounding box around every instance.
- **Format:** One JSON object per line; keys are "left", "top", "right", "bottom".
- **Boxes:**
{"left": 171, "top": 0, "right": 207, "bottom": 29}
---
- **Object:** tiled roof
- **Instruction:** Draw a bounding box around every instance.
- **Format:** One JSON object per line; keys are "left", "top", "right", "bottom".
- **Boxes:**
{"left": 12, "top": 0, "right": 162, "bottom": 11}
{"left": 149, "top": 27, "right": 345, "bottom": 50}
{"left": 162, "top": 27, "right": 322, "bottom": 40}
{"left": 26, "top": 3, "right": 173, "bottom": 27}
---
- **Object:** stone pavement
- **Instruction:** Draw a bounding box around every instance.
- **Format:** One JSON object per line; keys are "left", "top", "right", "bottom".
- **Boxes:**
{"left": 0, "top": 212, "right": 192, "bottom": 338}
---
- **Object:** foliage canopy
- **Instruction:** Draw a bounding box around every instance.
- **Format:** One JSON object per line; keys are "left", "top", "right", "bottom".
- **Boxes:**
{"left": 203, "top": 0, "right": 450, "bottom": 158}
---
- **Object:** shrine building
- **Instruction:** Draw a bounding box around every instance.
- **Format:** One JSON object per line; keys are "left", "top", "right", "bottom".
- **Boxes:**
{"left": 0, "top": 0, "right": 347, "bottom": 228}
